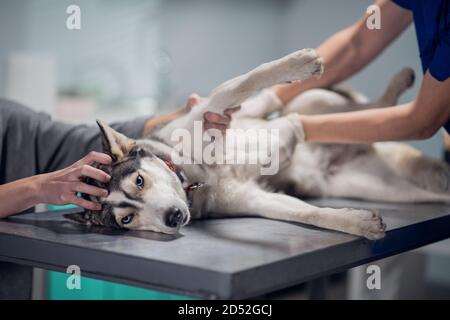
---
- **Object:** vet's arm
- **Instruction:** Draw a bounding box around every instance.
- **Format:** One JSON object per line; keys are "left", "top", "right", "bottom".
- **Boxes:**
{"left": 143, "top": 109, "right": 188, "bottom": 136}
{"left": 273, "top": 0, "right": 412, "bottom": 105}
{"left": 143, "top": 94, "right": 200, "bottom": 136}
{"left": 0, "top": 152, "right": 111, "bottom": 218}
{"left": 143, "top": 94, "right": 238, "bottom": 135}
{"left": 301, "top": 72, "right": 450, "bottom": 143}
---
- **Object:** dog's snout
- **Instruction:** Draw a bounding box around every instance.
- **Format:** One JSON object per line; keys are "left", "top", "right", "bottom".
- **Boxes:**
{"left": 165, "top": 207, "right": 184, "bottom": 228}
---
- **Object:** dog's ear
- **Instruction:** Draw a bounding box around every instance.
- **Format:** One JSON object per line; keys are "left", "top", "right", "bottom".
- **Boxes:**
{"left": 96, "top": 119, "right": 136, "bottom": 162}
{"left": 64, "top": 209, "right": 120, "bottom": 228}
{"left": 64, "top": 211, "right": 102, "bottom": 226}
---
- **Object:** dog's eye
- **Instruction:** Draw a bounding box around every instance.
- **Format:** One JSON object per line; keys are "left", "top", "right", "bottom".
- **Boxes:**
{"left": 136, "top": 175, "right": 144, "bottom": 189}
{"left": 121, "top": 214, "right": 134, "bottom": 225}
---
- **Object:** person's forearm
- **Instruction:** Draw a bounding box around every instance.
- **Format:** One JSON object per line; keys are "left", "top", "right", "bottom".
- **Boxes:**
{"left": 301, "top": 103, "right": 440, "bottom": 144}
{"left": 302, "top": 70, "right": 450, "bottom": 144}
{"left": 143, "top": 109, "right": 185, "bottom": 136}
{"left": 0, "top": 176, "right": 42, "bottom": 218}
{"left": 273, "top": 0, "right": 412, "bottom": 105}
{"left": 445, "top": 132, "right": 450, "bottom": 150}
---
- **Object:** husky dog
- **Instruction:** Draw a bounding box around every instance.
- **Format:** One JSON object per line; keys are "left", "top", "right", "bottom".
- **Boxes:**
{"left": 66, "top": 49, "right": 450, "bottom": 240}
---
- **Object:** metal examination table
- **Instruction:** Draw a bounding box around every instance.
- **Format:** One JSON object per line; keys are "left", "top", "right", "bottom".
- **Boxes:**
{"left": 0, "top": 199, "right": 450, "bottom": 299}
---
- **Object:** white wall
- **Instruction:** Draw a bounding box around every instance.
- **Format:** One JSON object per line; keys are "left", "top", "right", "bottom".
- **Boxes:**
{"left": 158, "top": 0, "right": 287, "bottom": 102}
{"left": 0, "top": 0, "right": 161, "bottom": 102}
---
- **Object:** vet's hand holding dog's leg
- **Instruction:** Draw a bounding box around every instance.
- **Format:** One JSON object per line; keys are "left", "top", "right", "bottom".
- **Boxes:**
{"left": 232, "top": 89, "right": 284, "bottom": 119}
{"left": 0, "top": 151, "right": 111, "bottom": 218}
{"left": 145, "top": 93, "right": 239, "bottom": 136}
{"left": 203, "top": 106, "right": 241, "bottom": 135}
{"left": 143, "top": 93, "right": 238, "bottom": 135}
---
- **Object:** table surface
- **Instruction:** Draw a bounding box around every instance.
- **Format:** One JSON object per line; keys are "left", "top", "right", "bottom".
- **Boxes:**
{"left": 1, "top": 198, "right": 450, "bottom": 299}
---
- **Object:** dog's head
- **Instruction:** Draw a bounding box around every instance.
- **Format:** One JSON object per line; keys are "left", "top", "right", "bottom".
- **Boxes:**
{"left": 65, "top": 120, "right": 190, "bottom": 234}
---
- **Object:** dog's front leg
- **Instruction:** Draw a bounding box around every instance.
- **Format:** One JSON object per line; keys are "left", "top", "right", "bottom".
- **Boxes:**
{"left": 156, "top": 49, "right": 323, "bottom": 144}
{"left": 205, "top": 48, "right": 323, "bottom": 113}
{"left": 211, "top": 182, "right": 386, "bottom": 240}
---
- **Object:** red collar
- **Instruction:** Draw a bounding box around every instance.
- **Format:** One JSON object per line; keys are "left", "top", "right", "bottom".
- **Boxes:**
{"left": 162, "top": 158, "right": 205, "bottom": 194}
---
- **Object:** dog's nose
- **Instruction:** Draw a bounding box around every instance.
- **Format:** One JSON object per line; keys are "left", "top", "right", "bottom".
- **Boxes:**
{"left": 165, "top": 207, "right": 184, "bottom": 228}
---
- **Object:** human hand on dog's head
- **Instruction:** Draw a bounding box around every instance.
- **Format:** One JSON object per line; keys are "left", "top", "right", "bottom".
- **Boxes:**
{"left": 35, "top": 151, "right": 111, "bottom": 211}
{"left": 66, "top": 120, "right": 191, "bottom": 232}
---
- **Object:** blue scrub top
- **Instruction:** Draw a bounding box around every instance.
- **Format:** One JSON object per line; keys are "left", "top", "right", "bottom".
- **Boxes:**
{"left": 393, "top": 0, "right": 450, "bottom": 133}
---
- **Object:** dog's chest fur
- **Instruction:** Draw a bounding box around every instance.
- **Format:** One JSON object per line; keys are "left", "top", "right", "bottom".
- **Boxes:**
{"left": 143, "top": 126, "right": 374, "bottom": 219}
{"left": 139, "top": 138, "right": 258, "bottom": 219}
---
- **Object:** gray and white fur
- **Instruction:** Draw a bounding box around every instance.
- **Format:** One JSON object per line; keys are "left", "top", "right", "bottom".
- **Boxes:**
{"left": 66, "top": 49, "right": 450, "bottom": 240}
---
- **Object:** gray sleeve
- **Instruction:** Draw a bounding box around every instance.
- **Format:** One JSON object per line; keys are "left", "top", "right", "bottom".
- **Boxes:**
{"left": 36, "top": 114, "right": 149, "bottom": 173}
{"left": 0, "top": 98, "right": 150, "bottom": 184}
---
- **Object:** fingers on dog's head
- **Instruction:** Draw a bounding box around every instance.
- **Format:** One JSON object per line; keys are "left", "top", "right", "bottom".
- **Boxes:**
{"left": 79, "top": 151, "right": 112, "bottom": 166}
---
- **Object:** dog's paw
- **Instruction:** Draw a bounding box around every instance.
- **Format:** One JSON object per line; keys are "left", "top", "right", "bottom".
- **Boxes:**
{"left": 282, "top": 48, "right": 324, "bottom": 82}
{"left": 297, "top": 49, "right": 324, "bottom": 78}
{"left": 353, "top": 209, "right": 386, "bottom": 240}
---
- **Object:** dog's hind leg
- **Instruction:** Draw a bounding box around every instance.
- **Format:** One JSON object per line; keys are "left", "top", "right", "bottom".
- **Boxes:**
{"left": 281, "top": 68, "right": 415, "bottom": 117}
{"left": 156, "top": 49, "right": 323, "bottom": 142}
{"left": 374, "top": 67, "right": 415, "bottom": 107}
{"left": 373, "top": 142, "right": 450, "bottom": 194}
{"left": 206, "top": 48, "right": 323, "bottom": 113}
{"left": 345, "top": 67, "right": 415, "bottom": 110}
{"left": 344, "top": 67, "right": 415, "bottom": 110}
{"left": 211, "top": 181, "right": 386, "bottom": 240}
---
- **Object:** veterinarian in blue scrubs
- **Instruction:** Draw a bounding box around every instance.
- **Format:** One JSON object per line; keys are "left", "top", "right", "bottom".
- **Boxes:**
{"left": 241, "top": 0, "right": 450, "bottom": 147}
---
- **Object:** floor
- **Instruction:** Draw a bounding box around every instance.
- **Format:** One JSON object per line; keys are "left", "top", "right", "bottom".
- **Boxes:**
{"left": 264, "top": 249, "right": 450, "bottom": 300}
